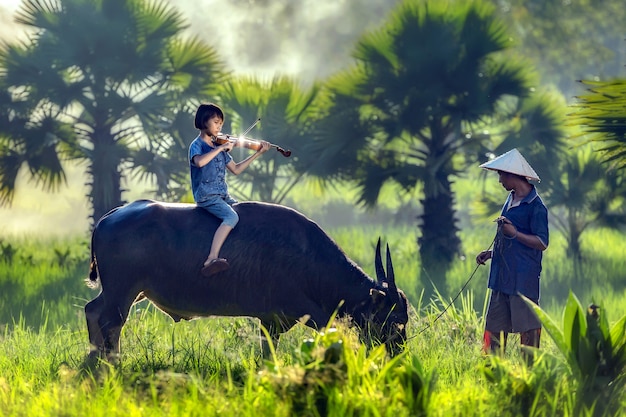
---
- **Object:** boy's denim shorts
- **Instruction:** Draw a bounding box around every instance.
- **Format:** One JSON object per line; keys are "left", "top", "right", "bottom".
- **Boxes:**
{"left": 197, "top": 194, "right": 239, "bottom": 228}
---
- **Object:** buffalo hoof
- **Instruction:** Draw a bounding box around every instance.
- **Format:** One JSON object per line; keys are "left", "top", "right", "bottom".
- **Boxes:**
{"left": 201, "top": 258, "right": 229, "bottom": 277}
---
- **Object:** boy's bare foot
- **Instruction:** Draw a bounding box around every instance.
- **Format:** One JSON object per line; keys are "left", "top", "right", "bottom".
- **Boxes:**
{"left": 201, "top": 258, "right": 229, "bottom": 277}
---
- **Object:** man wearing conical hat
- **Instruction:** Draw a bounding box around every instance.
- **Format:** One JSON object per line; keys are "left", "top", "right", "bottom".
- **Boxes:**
{"left": 475, "top": 148, "right": 549, "bottom": 365}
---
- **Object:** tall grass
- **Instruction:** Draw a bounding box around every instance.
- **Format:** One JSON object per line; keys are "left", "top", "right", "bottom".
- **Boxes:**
{"left": 0, "top": 236, "right": 91, "bottom": 329}
{"left": 3, "top": 291, "right": 618, "bottom": 416}
{"left": 1, "top": 226, "right": 626, "bottom": 416}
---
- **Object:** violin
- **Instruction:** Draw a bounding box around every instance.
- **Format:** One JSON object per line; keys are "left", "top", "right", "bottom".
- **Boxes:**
{"left": 213, "top": 133, "right": 292, "bottom": 157}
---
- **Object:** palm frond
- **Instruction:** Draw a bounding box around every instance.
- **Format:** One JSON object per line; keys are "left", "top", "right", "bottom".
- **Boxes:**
{"left": 0, "top": 147, "right": 23, "bottom": 206}
{"left": 14, "top": 0, "right": 62, "bottom": 29}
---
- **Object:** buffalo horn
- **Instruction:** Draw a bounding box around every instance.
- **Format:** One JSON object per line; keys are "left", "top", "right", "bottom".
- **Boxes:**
{"left": 374, "top": 237, "right": 386, "bottom": 285}
{"left": 385, "top": 243, "right": 399, "bottom": 299}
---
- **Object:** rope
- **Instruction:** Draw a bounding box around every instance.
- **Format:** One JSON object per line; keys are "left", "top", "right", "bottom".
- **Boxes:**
{"left": 406, "top": 229, "right": 499, "bottom": 340}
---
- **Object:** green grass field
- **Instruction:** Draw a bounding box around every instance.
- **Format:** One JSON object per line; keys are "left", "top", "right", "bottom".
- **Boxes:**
{"left": 1, "top": 223, "right": 625, "bottom": 416}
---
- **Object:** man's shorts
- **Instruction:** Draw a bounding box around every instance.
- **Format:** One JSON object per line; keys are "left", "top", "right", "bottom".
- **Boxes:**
{"left": 485, "top": 290, "right": 541, "bottom": 333}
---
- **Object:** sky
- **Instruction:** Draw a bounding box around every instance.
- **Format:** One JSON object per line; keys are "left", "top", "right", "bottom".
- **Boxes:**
{"left": 0, "top": 0, "right": 399, "bottom": 236}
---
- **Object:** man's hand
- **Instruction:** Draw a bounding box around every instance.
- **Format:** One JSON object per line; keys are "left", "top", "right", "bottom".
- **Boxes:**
{"left": 476, "top": 250, "right": 492, "bottom": 265}
{"left": 495, "top": 216, "right": 517, "bottom": 238}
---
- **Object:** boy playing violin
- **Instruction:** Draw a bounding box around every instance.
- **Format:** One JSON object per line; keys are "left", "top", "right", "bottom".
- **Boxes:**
{"left": 189, "top": 103, "right": 270, "bottom": 277}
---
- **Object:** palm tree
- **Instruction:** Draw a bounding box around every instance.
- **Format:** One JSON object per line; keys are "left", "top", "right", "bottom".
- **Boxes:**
{"left": 0, "top": 73, "right": 73, "bottom": 206}
{"left": 546, "top": 147, "right": 626, "bottom": 278}
{"left": 306, "top": 0, "right": 554, "bottom": 296}
{"left": 216, "top": 76, "right": 320, "bottom": 203}
{"left": 572, "top": 79, "right": 626, "bottom": 169}
{"left": 0, "top": 0, "right": 225, "bottom": 222}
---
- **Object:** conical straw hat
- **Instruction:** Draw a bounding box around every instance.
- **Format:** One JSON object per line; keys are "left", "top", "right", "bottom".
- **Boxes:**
{"left": 479, "top": 148, "right": 540, "bottom": 181}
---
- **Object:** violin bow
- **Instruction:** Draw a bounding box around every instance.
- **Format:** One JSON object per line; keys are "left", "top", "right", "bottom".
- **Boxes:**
{"left": 237, "top": 118, "right": 291, "bottom": 157}
{"left": 240, "top": 118, "right": 261, "bottom": 137}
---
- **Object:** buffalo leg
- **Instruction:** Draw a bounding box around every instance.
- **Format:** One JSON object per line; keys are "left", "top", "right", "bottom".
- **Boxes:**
{"left": 85, "top": 294, "right": 106, "bottom": 356}
{"left": 85, "top": 291, "right": 135, "bottom": 361}
{"left": 100, "top": 302, "right": 134, "bottom": 360}
{"left": 259, "top": 316, "right": 298, "bottom": 359}
{"left": 259, "top": 319, "right": 281, "bottom": 359}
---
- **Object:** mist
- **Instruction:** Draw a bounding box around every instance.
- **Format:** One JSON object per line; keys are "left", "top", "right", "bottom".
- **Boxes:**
{"left": 176, "top": 0, "right": 399, "bottom": 83}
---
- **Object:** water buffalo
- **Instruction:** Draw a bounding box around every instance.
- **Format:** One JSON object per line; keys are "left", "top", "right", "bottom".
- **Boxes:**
{"left": 85, "top": 199, "right": 409, "bottom": 360}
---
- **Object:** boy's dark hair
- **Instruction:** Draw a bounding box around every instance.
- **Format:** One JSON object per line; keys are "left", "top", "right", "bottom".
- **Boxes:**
{"left": 194, "top": 103, "right": 224, "bottom": 130}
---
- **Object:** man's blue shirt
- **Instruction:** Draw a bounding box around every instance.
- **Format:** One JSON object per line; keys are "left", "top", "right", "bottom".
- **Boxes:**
{"left": 488, "top": 185, "right": 549, "bottom": 301}
{"left": 188, "top": 136, "right": 233, "bottom": 203}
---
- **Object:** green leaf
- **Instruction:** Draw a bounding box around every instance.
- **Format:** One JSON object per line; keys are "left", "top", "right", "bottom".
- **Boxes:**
{"left": 563, "top": 292, "right": 586, "bottom": 355}
{"left": 521, "top": 295, "right": 580, "bottom": 379}
{"left": 609, "top": 315, "right": 626, "bottom": 367}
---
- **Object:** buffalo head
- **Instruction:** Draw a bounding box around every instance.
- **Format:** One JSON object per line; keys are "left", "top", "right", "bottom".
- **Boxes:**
{"left": 355, "top": 238, "right": 409, "bottom": 356}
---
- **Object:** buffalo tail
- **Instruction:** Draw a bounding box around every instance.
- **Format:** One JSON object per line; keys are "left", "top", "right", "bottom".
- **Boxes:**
{"left": 85, "top": 228, "right": 100, "bottom": 289}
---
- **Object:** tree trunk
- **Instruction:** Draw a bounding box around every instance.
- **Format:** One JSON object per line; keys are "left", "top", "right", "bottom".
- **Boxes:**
{"left": 418, "top": 177, "right": 461, "bottom": 299}
{"left": 567, "top": 210, "right": 584, "bottom": 281}
{"left": 88, "top": 134, "right": 124, "bottom": 225}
